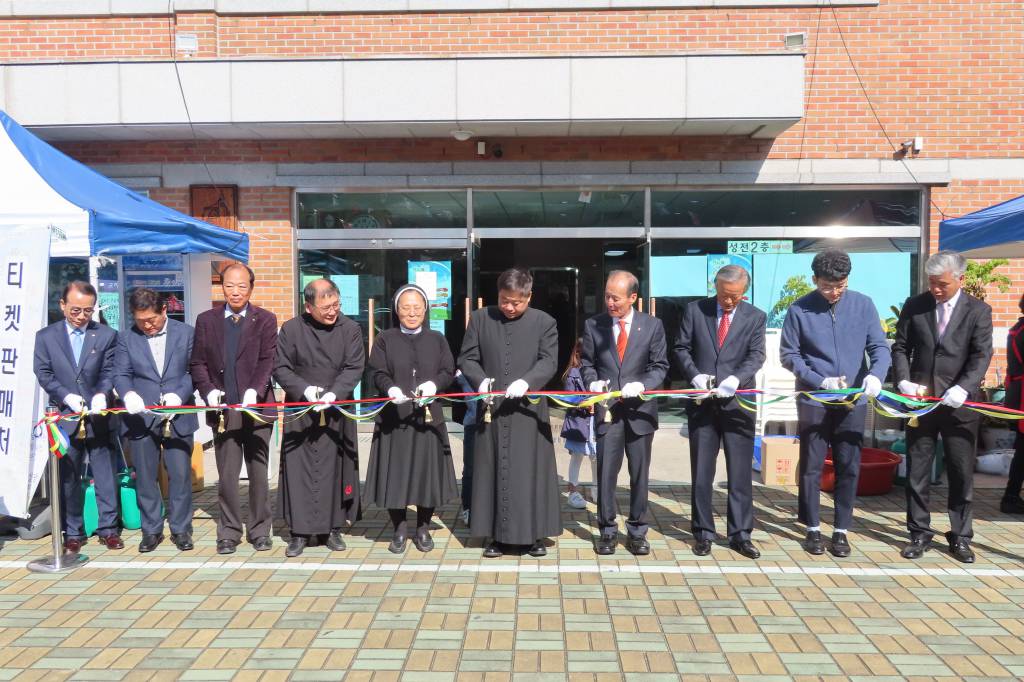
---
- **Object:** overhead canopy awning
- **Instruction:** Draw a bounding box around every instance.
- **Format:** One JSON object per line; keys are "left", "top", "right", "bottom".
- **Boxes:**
{"left": 938, "top": 194, "right": 1024, "bottom": 259}
{"left": 1, "top": 54, "right": 805, "bottom": 141}
{"left": 0, "top": 110, "right": 249, "bottom": 261}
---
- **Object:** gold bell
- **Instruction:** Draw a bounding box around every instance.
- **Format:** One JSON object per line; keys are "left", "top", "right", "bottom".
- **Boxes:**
{"left": 603, "top": 401, "right": 613, "bottom": 423}
{"left": 76, "top": 414, "right": 87, "bottom": 440}
{"left": 163, "top": 417, "right": 172, "bottom": 438}
{"left": 319, "top": 410, "right": 327, "bottom": 427}
{"left": 217, "top": 411, "right": 226, "bottom": 434}
{"left": 423, "top": 401, "right": 433, "bottom": 423}
{"left": 484, "top": 402, "right": 492, "bottom": 424}
{"left": 908, "top": 416, "right": 920, "bottom": 428}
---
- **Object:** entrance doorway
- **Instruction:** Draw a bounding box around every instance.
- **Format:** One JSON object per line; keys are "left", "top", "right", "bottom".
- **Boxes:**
{"left": 476, "top": 238, "right": 646, "bottom": 386}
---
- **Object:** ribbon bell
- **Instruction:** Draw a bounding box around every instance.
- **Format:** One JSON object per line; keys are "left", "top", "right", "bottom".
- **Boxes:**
{"left": 218, "top": 411, "right": 226, "bottom": 434}
{"left": 75, "top": 412, "right": 87, "bottom": 440}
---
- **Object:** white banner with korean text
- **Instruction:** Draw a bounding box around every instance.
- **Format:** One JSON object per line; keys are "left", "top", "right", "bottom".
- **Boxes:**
{"left": 0, "top": 226, "right": 51, "bottom": 518}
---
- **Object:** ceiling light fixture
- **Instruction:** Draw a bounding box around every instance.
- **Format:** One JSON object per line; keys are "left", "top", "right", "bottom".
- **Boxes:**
{"left": 450, "top": 129, "right": 474, "bottom": 141}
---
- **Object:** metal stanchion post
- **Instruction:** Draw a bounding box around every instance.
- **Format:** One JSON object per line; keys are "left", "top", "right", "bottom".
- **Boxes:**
{"left": 27, "top": 448, "right": 88, "bottom": 573}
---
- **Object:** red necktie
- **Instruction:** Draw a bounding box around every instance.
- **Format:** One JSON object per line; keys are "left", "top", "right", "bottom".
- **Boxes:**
{"left": 616, "top": 319, "right": 628, "bottom": 361}
{"left": 717, "top": 312, "right": 730, "bottom": 348}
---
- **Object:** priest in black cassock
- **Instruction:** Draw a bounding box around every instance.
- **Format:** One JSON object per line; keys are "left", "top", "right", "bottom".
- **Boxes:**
{"left": 458, "top": 267, "right": 563, "bottom": 558}
{"left": 364, "top": 283, "right": 459, "bottom": 554}
{"left": 274, "top": 278, "right": 365, "bottom": 557}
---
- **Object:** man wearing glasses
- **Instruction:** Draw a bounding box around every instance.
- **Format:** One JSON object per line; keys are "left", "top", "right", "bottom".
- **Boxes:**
{"left": 274, "top": 278, "right": 364, "bottom": 557}
{"left": 33, "top": 281, "right": 121, "bottom": 553}
{"left": 780, "top": 249, "right": 890, "bottom": 558}
{"left": 190, "top": 263, "right": 279, "bottom": 555}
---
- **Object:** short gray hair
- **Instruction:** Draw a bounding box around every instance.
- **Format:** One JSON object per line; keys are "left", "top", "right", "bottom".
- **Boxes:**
{"left": 607, "top": 270, "right": 640, "bottom": 296}
{"left": 303, "top": 277, "right": 340, "bottom": 305}
{"left": 715, "top": 264, "right": 750, "bottom": 290}
{"left": 925, "top": 250, "right": 967, "bottom": 278}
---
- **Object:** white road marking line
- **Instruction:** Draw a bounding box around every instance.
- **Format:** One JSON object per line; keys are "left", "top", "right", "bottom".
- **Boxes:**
{"left": 1, "top": 560, "right": 1022, "bottom": 578}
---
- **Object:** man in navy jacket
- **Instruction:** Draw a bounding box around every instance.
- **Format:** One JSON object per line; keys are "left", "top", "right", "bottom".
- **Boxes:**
{"left": 780, "top": 249, "right": 890, "bottom": 558}
{"left": 33, "top": 281, "right": 121, "bottom": 552}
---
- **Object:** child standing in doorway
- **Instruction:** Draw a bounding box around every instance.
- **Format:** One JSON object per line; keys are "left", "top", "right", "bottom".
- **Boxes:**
{"left": 561, "top": 338, "right": 597, "bottom": 509}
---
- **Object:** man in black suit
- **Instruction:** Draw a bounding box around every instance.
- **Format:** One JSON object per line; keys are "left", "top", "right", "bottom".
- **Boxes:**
{"left": 892, "top": 250, "right": 992, "bottom": 563}
{"left": 673, "top": 265, "right": 766, "bottom": 559}
{"left": 114, "top": 288, "right": 199, "bottom": 553}
{"left": 581, "top": 270, "right": 669, "bottom": 556}
{"left": 33, "top": 281, "right": 122, "bottom": 552}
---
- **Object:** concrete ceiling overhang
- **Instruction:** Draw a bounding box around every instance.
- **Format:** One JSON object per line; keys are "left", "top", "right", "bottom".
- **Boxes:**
{"left": 1, "top": 54, "right": 804, "bottom": 141}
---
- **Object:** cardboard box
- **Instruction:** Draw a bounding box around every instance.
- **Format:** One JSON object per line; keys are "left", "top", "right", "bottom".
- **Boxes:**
{"left": 760, "top": 436, "right": 800, "bottom": 486}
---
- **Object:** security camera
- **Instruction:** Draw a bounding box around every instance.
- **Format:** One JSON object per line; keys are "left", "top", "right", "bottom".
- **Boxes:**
{"left": 492, "top": 144, "right": 503, "bottom": 159}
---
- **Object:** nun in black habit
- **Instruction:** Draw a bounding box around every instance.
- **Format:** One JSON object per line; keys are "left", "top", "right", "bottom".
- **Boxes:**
{"left": 364, "top": 283, "right": 459, "bottom": 553}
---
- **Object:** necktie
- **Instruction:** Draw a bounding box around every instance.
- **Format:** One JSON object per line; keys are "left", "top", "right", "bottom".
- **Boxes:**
{"left": 937, "top": 302, "right": 949, "bottom": 337}
{"left": 231, "top": 314, "right": 241, "bottom": 325}
{"left": 616, "top": 319, "right": 628, "bottom": 361}
{"left": 717, "top": 312, "right": 730, "bottom": 348}
{"left": 71, "top": 328, "right": 84, "bottom": 365}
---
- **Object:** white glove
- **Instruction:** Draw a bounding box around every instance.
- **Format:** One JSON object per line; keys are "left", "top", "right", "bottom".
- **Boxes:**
{"left": 388, "top": 386, "right": 410, "bottom": 405}
{"left": 589, "top": 380, "right": 610, "bottom": 393}
{"left": 861, "top": 375, "right": 882, "bottom": 399}
{"left": 313, "top": 391, "right": 337, "bottom": 412}
{"left": 124, "top": 391, "right": 146, "bottom": 415}
{"left": 479, "top": 378, "right": 495, "bottom": 404}
{"left": 161, "top": 393, "right": 183, "bottom": 407}
{"left": 90, "top": 394, "right": 107, "bottom": 414}
{"left": 620, "top": 381, "right": 645, "bottom": 398}
{"left": 898, "top": 380, "right": 925, "bottom": 396}
{"left": 505, "top": 379, "right": 529, "bottom": 399}
{"left": 206, "top": 389, "right": 225, "bottom": 407}
{"left": 303, "top": 385, "right": 323, "bottom": 403}
{"left": 714, "top": 375, "right": 739, "bottom": 398}
{"left": 64, "top": 393, "right": 86, "bottom": 413}
{"left": 416, "top": 381, "right": 437, "bottom": 398}
{"left": 691, "top": 374, "right": 712, "bottom": 391}
{"left": 820, "top": 377, "right": 845, "bottom": 391}
{"left": 940, "top": 385, "right": 968, "bottom": 409}
{"left": 241, "top": 389, "right": 258, "bottom": 407}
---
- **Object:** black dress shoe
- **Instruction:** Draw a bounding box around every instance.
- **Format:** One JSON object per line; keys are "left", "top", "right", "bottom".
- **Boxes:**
{"left": 286, "top": 536, "right": 307, "bottom": 558}
{"left": 139, "top": 533, "right": 164, "bottom": 553}
{"left": 802, "top": 531, "right": 825, "bottom": 555}
{"left": 829, "top": 533, "right": 851, "bottom": 558}
{"left": 946, "top": 532, "right": 975, "bottom": 563}
{"left": 251, "top": 536, "right": 272, "bottom": 552}
{"left": 413, "top": 529, "right": 434, "bottom": 553}
{"left": 595, "top": 535, "right": 616, "bottom": 555}
{"left": 482, "top": 541, "right": 502, "bottom": 558}
{"left": 1000, "top": 496, "right": 1024, "bottom": 514}
{"left": 528, "top": 540, "right": 547, "bottom": 557}
{"left": 388, "top": 531, "right": 408, "bottom": 554}
{"left": 693, "top": 538, "right": 712, "bottom": 556}
{"left": 901, "top": 537, "right": 931, "bottom": 559}
{"left": 326, "top": 530, "right": 346, "bottom": 552}
{"left": 171, "top": 532, "right": 194, "bottom": 551}
{"left": 217, "top": 539, "right": 238, "bottom": 555}
{"left": 729, "top": 539, "right": 761, "bottom": 560}
{"left": 626, "top": 536, "right": 650, "bottom": 556}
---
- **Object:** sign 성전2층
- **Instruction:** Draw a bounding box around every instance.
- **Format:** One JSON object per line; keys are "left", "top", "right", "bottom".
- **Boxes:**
{"left": 727, "top": 240, "right": 794, "bottom": 255}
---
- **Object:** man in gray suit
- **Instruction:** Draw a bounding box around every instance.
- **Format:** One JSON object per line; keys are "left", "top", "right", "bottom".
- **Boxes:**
{"left": 581, "top": 270, "right": 669, "bottom": 555}
{"left": 673, "top": 265, "right": 766, "bottom": 559}
{"left": 114, "top": 288, "right": 199, "bottom": 553}
{"left": 33, "top": 281, "right": 121, "bottom": 553}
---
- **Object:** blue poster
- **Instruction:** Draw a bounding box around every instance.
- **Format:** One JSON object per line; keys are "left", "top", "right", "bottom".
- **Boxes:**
{"left": 330, "top": 275, "right": 360, "bottom": 316}
{"left": 408, "top": 261, "right": 452, "bottom": 321}
{"left": 650, "top": 256, "right": 708, "bottom": 297}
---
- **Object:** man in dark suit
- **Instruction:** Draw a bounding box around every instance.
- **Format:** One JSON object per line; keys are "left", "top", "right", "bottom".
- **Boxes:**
{"left": 892, "top": 250, "right": 993, "bottom": 563}
{"left": 33, "top": 281, "right": 122, "bottom": 552}
{"left": 673, "top": 265, "right": 766, "bottom": 559}
{"left": 581, "top": 270, "right": 669, "bottom": 556}
{"left": 114, "top": 288, "right": 199, "bottom": 553}
{"left": 191, "top": 263, "right": 278, "bottom": 555}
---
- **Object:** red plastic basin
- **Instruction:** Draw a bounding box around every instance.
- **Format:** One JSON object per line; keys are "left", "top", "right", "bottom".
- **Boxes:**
{"left": 821, "top": 447, "right": 901, "bottom": 496}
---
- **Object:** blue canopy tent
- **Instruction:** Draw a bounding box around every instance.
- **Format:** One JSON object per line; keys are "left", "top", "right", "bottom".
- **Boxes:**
{"left": 0, "top": 109, "right": 248, "bottom": 261}
{"left": 938, "top": 194, "right": 1024, "bottom": 259}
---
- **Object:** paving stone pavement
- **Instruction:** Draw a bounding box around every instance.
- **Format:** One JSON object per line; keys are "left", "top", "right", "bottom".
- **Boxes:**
{"left": 2, "top": 476, "right": 1024, "bottom": 681}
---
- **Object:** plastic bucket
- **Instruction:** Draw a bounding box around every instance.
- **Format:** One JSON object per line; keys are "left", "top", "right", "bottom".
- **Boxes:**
{"left": 752, "top": 435, "right": 763, "bottom": 472}
{"left": 821, "top": 447, "right": 901, "bottom": 496}
{"left": 119, "top": 470, "right": 142, "bottom": 530}
{"left": 82, "top": 479, "right": 98, "bottom": 537}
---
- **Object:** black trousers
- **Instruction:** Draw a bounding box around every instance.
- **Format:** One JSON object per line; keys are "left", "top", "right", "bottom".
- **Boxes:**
{"left": 60, "top": 435, "right": 120, "bottom": 540}
{"left": 214, "top": 410, "right": 273, "bottom": 543}
{"left": 905, "top": 406, "right": 979, "bottom": 541}
{"left": 130, "top": 429, "right": 194, "bottom": 536}
{"left": 687, "top": 403, "right": 754, "bottom": 541}
{"left": 1006, "top": 432, "right": 1024, "bottom": 500}
{"left": 460, "top": 424, "right": 476, "bottom": 511}
{"left": 596, "top": 419, "right": 653, "bottom": 539}
{"left": 797, "top": 400, "right": 867, "bottom": 531}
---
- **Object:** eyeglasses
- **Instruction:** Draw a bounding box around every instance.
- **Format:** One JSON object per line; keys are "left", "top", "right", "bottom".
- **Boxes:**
{"left": 817, "top": 280, "right": 848, "bottom": 294}
{"left": 315, "top": 303, "right": 340, "bottom": 314}
{"left": 67, "top": 307, "right": 95, "bottom": 316}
